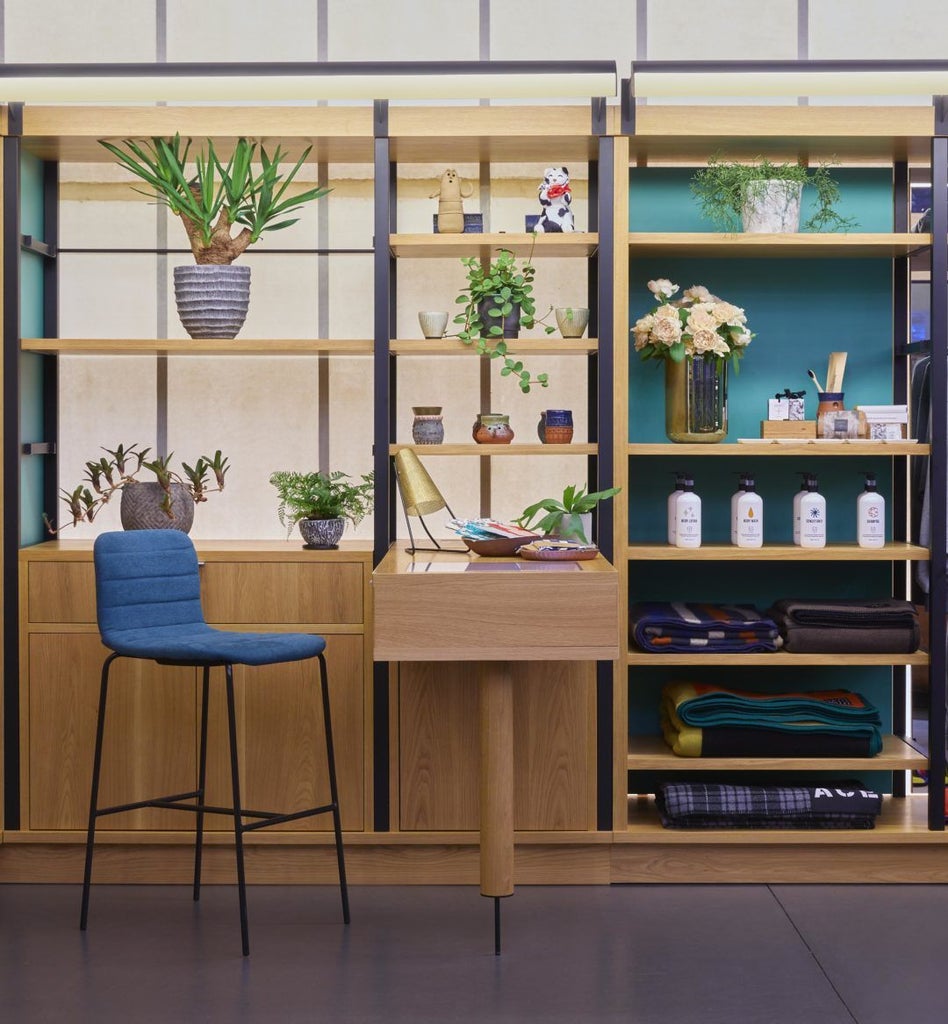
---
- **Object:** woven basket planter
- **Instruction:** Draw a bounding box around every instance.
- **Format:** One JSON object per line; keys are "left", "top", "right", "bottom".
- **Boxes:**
{"left": 173, "top": 265, "right": 251, "bottom": 339}
{"left": 120, "top": 482, "right": 195, "bottom": 533}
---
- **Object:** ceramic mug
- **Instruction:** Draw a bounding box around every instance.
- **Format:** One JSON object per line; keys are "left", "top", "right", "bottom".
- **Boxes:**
{"left": 418, "top": 311, "right": 449, "bottom": 338}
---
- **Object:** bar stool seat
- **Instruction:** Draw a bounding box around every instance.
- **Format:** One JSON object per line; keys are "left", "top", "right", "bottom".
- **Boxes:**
{"left": 80, "top": 529, "right": 350, "bottom": 956}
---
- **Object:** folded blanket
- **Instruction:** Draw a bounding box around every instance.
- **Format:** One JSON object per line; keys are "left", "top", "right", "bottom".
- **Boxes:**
{"left": 630, "top": 602, "right": 781, "bottom": 653}
{"left": 768, "top": 598, "right": 919, "bottom": 653}
{"left": 656, "top": 781, "right": 883, "bottom": 829}
{"left": 660, "top": 682, "right": 883, "bottom": 756}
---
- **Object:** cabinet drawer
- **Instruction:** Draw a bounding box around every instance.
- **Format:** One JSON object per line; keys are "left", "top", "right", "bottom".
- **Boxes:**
{"left": 201, "top": 561, "right": 363, "bottom": 624}
{"left": 28, "top": 562, "right": 97, "bottom": 623}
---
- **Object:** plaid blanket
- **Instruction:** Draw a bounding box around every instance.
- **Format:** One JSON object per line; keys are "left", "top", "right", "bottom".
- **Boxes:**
{"left": 656, "top": 781, "right": 883, "bottom": 830}
{"left": 630, "top": 602, "right": 781, "bottom": 653}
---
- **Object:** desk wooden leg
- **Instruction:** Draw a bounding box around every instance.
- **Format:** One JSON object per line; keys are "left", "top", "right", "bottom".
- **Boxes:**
{"left": 479, "top": 661, "right": 514, "bottom": 902}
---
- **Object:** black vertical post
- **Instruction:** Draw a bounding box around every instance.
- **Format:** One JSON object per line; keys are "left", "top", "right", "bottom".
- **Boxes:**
{"left": 3, "top": 113, "right": 22, "bottom": 829}
{"left": 892, "top": 161, "right": 909, "bottom": 795}
{"left": 42, "top": 159, "right": 59, "bottom": 520}
{"left": 372, "top": 101, "right": 391, "bottom": 831}
{"left": 927, "top": 128, "right": 947, "bottom": 830}
{"left": 595, "top": 134, "right": 615, "bottom": 832}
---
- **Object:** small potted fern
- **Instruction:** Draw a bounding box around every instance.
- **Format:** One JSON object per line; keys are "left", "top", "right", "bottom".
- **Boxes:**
{"left": 269, "top": 470, "right": 374, "bottom": 549}
{"left": 690, "top": 156, "right": 856, "bottom": 233}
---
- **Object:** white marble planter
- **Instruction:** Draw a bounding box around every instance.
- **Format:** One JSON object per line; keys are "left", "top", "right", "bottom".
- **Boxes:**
{"left": 741, "top": 179, "right": 803, "bottom": 233}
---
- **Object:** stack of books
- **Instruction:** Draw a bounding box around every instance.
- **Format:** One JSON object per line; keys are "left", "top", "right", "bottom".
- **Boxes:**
{"left": 854, "top": 404, "right": 908, "bottom": 440}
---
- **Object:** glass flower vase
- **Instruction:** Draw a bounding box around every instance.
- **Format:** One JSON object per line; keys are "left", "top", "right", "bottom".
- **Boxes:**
{"left": 664, "top": 356, "right": 728, "bottom": 443}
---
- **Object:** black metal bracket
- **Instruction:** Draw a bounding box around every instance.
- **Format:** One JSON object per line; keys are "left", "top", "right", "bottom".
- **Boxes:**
{"left": 620, "top": 76, "right": 635, "bottom": 135}
{"left": 21, "top": 235, "right": 56, "bottom": 258}
{"left": 21, "top": 441, "right": 55, "bottom": 455}
{"left": 936, "top": 95, "right": 948, "bottom": 137}
{"left": 591, "top": 96, "right": 607, "bottom": 136}
{"left": 374, "top": 99, "right": 389, "bottom": 139}
{"left": 6, "top": 102, "right": 23, "bottom": 137}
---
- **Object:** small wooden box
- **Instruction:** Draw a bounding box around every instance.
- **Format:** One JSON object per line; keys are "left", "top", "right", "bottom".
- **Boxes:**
{"left": 760, "top": 420, "right": 817, "bottom": 439}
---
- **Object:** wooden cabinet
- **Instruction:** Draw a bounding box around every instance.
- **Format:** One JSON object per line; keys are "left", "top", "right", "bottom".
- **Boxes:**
{"left": 18, "top": 542, "right": 372, "bottom": 836}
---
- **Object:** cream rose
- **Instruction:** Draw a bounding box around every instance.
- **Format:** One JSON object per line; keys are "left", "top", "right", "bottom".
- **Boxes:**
{"left": 654, "top": 303, "right": 680, "bottom": 321}
{"left": 647, "top": 278, "right": 678, "bottom": 299}
{"left": 685, "top": 306, "right": 718, "bottom": 334}
{"left": 651, "top": 316, "right": 682, "bottom": 346}
{"left": 683, "top": 285, "right": 713, "bottom": 302}
{"left": 690, "top": 327, "right": 724, "bottom": 354}
{"left": 711, "top": 301, "right": 744, "bottom": 326}
{"left": 731, "top": 329, "right": 753, "bottom": 348}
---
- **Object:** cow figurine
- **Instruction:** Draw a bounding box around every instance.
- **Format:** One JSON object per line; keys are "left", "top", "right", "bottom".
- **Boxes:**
{"left": 430, "top": 168, "right": 474, "bottom": 233}
{"left": 535, "top": 166, "right": 574, "bottom": 232}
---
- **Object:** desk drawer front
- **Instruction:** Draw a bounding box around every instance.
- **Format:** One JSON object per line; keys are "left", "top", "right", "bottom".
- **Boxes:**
{"left": 28, "top": 563, "right": 97, "bottom": 623}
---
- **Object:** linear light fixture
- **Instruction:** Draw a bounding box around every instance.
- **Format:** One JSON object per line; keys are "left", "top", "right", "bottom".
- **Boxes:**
{"left": 0, "top": 60, "right": 617, "bottom": 103}
{"left": 630, "top": 59, "right": 948, "bottom": 100}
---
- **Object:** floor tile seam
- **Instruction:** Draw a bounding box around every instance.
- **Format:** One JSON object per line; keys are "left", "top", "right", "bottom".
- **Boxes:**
{"left": 766, "top": 884, "right": 861, "bottom": 1024}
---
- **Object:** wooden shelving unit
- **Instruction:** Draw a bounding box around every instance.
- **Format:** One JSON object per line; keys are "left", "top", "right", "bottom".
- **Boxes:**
{"left": 626, "top": 541, "right": 928, "bottom": 560}
{"left": 389, "top": 232, "right": 599, "bottom": 259}
{"left": 21, "top": 338, "right": 375, "bottom": 355}
{"left": 628, "top": 231, "right": 928, "bottom": 258}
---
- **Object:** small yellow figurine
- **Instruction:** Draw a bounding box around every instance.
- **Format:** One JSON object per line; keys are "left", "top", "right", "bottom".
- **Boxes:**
{"left": 430, "top": 168, "right": 474, "bottom": 233}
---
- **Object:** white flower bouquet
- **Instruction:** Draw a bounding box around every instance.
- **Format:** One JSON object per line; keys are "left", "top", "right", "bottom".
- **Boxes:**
{"left": 632, "top": 279, "right": 754, "bottom": 370}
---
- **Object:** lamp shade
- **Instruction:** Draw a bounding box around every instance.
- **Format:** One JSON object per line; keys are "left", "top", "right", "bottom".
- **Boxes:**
{"left": 394, "top": 450, "right": 447, "bottom": 517}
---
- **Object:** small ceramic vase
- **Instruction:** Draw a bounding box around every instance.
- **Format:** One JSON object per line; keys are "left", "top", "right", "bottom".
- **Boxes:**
{"left": 418, "top": 311, "right": 449, "bottom": 338}
{"left": 554, "top": 307, "right": 589, "bottom": 338}
{"left": 472, "top": 412, "right": 514, "bottom": 445}
{"left": 411, "top": 406, "right": 444, "bottom": 445}
{"left": 537, "top": 409, "right": 574, "bottom": 444}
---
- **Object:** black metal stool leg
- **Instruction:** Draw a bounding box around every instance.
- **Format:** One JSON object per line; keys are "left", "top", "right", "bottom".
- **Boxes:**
{"left": 317, "top": 651, "right": 350, "bottom": 924}
{"left": 80, "top": 653, "right": 118, "bottom": 931}
{"left": 225, "top": 664, "right": 250, "bottom": 956}
{"left": 193, "top": 665, "right": 211, "bottom": 901}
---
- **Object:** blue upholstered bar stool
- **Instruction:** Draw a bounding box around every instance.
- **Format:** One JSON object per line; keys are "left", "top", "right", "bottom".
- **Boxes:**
{"left": 80, "top": 530, "right": 350, "bottom": 956}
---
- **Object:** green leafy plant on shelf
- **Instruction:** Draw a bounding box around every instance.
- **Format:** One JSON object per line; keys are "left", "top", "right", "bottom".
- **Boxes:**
{"left": 515, "top": 482, "right": 621, "bottom": 543}
{"left": 690, "top": 155, "right": 857, "bottom": 233}
{"left": 452, "top": 244, "right": 556, "bottom": 393}
{"left": 269, "top": 470, "right": 375, "bottom": 536}
{"left": 99, "top": 133, "right": 330, "bottom": 264}
{"left": 46, "top": 442, "right": 229, "bottom": 531}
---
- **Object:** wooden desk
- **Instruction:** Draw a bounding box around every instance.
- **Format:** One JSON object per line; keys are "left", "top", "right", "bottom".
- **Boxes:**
{"left": 373, "top": 545, "right": 619, "bottom": 950}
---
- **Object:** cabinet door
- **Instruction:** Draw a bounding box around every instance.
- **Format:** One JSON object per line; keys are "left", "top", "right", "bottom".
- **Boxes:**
{"left": 201, "top": 633, "right": 364, "bottom": 831}
{"left": 28, "top": 633, "right": 197, "bottom": 830}
{"left": 398, "top": 661, "right": 594, "bottom": 831}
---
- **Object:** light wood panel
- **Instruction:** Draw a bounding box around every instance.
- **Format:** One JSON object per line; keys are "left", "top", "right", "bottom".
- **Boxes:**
{"left": 28, "top": 634, "right": 197, "bottom": 830}
{"left": 397, "top": 661, "right": 592, "bottom": 832}
{"left": 22, "top": 339, "right": 374, "bottom": 355}
{"left": 28, "top": 561, "right": 96, "bottom": 622}
{"left": 200, "top": 561, "right": 363, "bottom": 624}
{"left": 390, "top": 233, "right": 598, "bottom": 259}
{"left": 390, "top": 338, "right": 597, "bottom": 355}
{"left": 629, "top": 232, "right": 927, "bottom": 258}
{"left": 21, "top": 105, "right": 375, "bottom": 162}
{"left": 626, "top": 734, "right": 926, "bottom": 772}
{"left": 202, "top": 636, "right": 364, "bottom": 832}
{"left": 388, "top": 443, "right": 596, "bottom": 456}
{"left": 628, "top": 649, "right": 928, "bottom": 666}
{"left": 629, "top": 441, "right": 927, "bottom": 456}
{"left": 627, "top": 542, "right": 928, "bottom": 560}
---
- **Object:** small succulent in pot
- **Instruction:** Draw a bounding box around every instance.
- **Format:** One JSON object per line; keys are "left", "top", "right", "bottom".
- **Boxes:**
{"left": 269, "top": 470, "right": 374, "bottom": 548}
{"left": 46, "top": 442, "right": 229, "bottom": 532}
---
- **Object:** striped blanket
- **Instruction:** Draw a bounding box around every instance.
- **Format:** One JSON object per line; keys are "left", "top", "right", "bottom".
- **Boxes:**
{"left": 659, "top": 682, "right": 884, "bottom": 756}
{"left": 630, "top": 602, "right": 781, "bottom": 653}
{"left": 656, "top": 781, "right": 883, "bottom": 829}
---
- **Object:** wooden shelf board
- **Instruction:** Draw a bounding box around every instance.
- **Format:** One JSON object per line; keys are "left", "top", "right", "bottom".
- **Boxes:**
{"left": 389, "top": 443, "right": 596, "bottom": 456}
{"left": 626, "top": 541, "right": 928, "bottom": 560}
{"left": 390, "top": 338, "right": 597, "bottom": 355}
{"left": 20, "top": 105, "right": 376, "bottom": 163}
{"left": 627, "top": 649, "right": 929, "bottom": 666}
{"left": 619, "top": 794, "right": 948, "bottom": 843}
{"left": 628, "top": 441, "right": 928, "bottom": 456}
{"left": 626, "top": 734, "right": 927, "bottom": 772}
{"left": 629, "top": 232, "right": 928, "bottom": 258}
{"left": 21, "top": 338, "right": 374, "bottom": 355}
{"left": 390, "top": 232, "right": 598, "bottom": 259}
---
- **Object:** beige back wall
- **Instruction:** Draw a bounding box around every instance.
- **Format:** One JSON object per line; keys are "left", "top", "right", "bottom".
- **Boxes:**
{"left": 7, "top": 0, "right": 948, "bottom": 540}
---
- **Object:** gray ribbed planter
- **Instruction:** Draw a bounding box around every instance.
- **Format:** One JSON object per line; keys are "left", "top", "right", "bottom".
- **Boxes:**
{"left": 173, "top": 265, "right": 251, "bottom": 339}
{"left": 298, "top": 517, "right": 345, "bottom": 549}
{"left": 120, "top": 481, "right": 195, "bottom": 533}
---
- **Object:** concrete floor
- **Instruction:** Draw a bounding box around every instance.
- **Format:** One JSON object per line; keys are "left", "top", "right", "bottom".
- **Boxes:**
{"left": 0, "top": 882, "right": 943, "bottom": 1023}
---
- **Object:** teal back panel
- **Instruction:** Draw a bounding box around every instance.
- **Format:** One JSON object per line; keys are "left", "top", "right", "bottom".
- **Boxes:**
{"left": 20, "top": 153, "right": 46, "bottom": 546}
{"left": 626, "top": 168, "right": 898, "bottom": 791}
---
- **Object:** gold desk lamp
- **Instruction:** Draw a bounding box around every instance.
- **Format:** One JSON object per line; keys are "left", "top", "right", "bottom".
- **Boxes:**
{"left": 393, "top": 449, "right": 457, "bottom": 554}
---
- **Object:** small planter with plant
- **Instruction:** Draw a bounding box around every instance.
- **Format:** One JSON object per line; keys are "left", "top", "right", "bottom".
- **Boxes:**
{"left": 453, "top": 244, "right": 555, "bottom": 393}
{"left": 269, "top": 469, "right": 374, "bottom": 549}
{"left": 690, "top": 155, "right": 857, "bottom": 233}
{"left": 47, "top": 442, "right": 229, "bottom": 534}
{"left": 515, "top": 482, "right": 621, "bottom": 544}
{"left": 99, "top": 133, "right": 330, "bottom": 338}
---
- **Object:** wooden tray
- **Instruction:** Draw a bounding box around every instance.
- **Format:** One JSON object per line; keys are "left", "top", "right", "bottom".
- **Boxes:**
{"left": 519, "top": 543, "right": 599, "bottom": 562}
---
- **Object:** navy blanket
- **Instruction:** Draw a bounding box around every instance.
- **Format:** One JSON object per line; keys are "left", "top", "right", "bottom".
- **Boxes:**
{"left": 630, "top": 602, "right": 781, "bottom": 653}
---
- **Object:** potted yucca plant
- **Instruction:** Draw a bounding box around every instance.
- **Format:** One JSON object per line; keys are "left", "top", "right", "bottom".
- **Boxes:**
{"left": 99, "top": 134, "right": 330, "bottom": 338}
